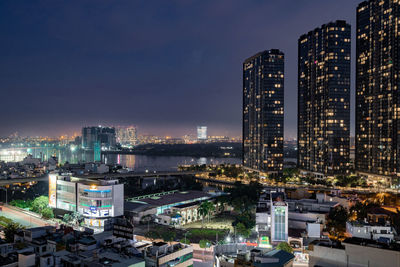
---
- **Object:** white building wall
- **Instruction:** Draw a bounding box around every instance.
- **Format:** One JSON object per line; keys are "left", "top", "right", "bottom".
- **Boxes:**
{"left": 113, "top": 183, "right": 124, "bottom": 217}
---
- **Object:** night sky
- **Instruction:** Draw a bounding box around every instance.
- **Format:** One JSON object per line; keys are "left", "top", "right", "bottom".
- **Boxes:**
{"left": 0, "top": 0, "right": 360, "bottom": 138}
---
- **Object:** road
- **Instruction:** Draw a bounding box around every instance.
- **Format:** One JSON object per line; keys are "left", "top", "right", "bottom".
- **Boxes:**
{"left": 0, "top": 205, "right": 50, "bottom": 227}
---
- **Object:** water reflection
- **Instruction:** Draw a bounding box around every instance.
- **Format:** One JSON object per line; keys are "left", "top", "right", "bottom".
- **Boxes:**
{"left": 103, "top": 154, "right": 241, "bottom": 172}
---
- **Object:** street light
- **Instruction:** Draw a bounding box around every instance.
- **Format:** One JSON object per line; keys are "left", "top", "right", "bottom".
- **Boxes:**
{"left": 239, "top": 236, "right": 243, "bottom": 242}
{"left": 226, "top": 236, "right": 231, "bottom": 243}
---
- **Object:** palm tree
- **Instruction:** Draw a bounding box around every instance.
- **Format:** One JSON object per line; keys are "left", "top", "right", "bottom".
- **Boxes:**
{"left": 198, "top": 201, "right": 214, "bottom": 227}
{"left": 206, "top": 202, "right": 215, "bottom": 223}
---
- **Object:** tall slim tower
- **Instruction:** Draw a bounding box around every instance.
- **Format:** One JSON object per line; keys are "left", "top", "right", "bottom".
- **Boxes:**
{"left": 298, "top": 20, "right": 351, "bottom": 176}
{"left": 356, "top": 0, "right": 400, "bottom": 178}
{"left": 243, "top": 49, "right": 284, "bottom": 176}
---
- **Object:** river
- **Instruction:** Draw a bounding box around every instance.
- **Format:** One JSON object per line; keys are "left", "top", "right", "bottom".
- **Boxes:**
{"left": 103, "top": 154, "right": 241, "bottom": 172}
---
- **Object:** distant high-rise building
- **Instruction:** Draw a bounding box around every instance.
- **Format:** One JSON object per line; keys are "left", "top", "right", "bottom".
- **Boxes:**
{"left": 243, "top": 49, "right": 284, "bottom": 176}
{"left": 298, "top": 20, "right": 351, "bottom": 176}
{"left": 116, "top": 126, "right": 137, "bottom": 147}
{"left": 197, "top": 126, "right": 207, "bottom": 140}
{"left": 82, "top": 126, "right": 117, "bottom": 151}
{"left": 356, "top": 0, "right": 400, "bottom": 178}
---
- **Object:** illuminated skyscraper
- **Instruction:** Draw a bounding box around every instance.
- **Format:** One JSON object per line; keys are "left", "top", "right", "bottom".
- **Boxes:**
{"left": 243, "top": 49, "right": 284, "bottom": 176}
{"left": 116, "top": 126, "right": 137, "bottom": 147}
{"left": 82, "top": 126, "right": 117, "bottom": 151}
{"left": 197, "top": 126, "right": 207, "bottom": 140}
{"left": 298, "top": 20, "right": 351, "bottom": 176}
{"left": 356, "top": 0, "right": 400, "bottom": 178}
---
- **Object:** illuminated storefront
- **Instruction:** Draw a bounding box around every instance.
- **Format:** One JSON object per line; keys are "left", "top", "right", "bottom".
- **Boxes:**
{"left": 48, "top": 174, "right": 123, "bottom": 229}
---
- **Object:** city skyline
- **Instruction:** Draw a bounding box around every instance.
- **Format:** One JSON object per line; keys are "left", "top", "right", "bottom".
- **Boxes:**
{"left": 0, "top": 0, "right": 361, "bottom": 139}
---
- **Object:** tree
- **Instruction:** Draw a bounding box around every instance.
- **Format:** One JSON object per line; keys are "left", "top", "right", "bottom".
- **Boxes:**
{"left": 31, "top": 196, "right": 49, "bottom": 214}
{"left": 41, "top": 207, "right": 54, "bottom": 219}
{"left": 199, "top": 239, "right": 211, "bottom": 249}
{"left": 145, "top": 230, "right": 161, "bottom": 241}
{"left": 226, "top": 181, "right": 262, "bottom": 213}
{"left": 198, "top": 201, "right": 215, "bottom": 226}
{"left": 180, "top": 238, "right": 191, "bottom": 244}
{"left": 276, "top": 242, "right": 293, "bottom": 254}
{"left": 350, "top": 201, "right": 379, "bottom": 221}
{"left": 199, "top": 239, "right": 211, "bottom": 260}
{"left": 327, "top": 205, "right": 349, "bottom": 240}
{"left": 161, "top": 231, "right": 176, "bottom": 244}
{"left": 63, "top": 214, "right": 71, "bottom": 223}
{"left": 235, "top": 222, "right": 251, "bottom": 238}
{"left": 4, "top": 222, "right": 23, "bottom": 243}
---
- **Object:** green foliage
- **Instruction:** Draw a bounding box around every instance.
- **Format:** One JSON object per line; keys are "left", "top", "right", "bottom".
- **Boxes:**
{"left": 198, "top": 201, "right": 215, "bottom": 226}
{"left": 180, "top": 238, "right": 191, "bottom": 244}
{"left": 233, "top": 212, "right": 255, "bottom": 230}
{"left": 145, "top": 230, "right": 161, "bottom": 240}
{"left": 31, "top": 196, "right": 49, "bottom": 213}
{"left": 10, "top": 196, "right": 54, "bottom": 220}
{"left": 226, "top": 181, "right": 262, "bottom": 213}
{"left": 276, "top": 242, "right": 293, "bottom": 254}
{"left": 4, "top": 222, "right": 23, "bottom": 243}
{"left": 350, "top": 201, "right": 379, "bottom": 221}
{"left": 9, "top": 199, "right": 33, "bottom": 209}
{"left": 41, "top": 207, "right": 54, "bottom": 219}
{"left": 199, "top": 239, "right": 211, "bottom": 249}
{"left": 327, "top": 205, "right": 349, "bottom": 240}
{"left": 283, "top": 168, "right": 298, "bottom": 178}
{"left": 63, "top": 214, "right": 71, "bottom": 223}
{"left": 235, "top": 222, "right": 251, "bottom": 238}
{"left": 334, "top": 175, "right": 365, "bottom": 188}
{"left": 0, "top": 216, "right": 13, "bottom": 227}
{"left": 161, "top": 231, "right": 176, "bottom": 243}
{"left": 188, "top": 228, "right": 228, "bottom": 242}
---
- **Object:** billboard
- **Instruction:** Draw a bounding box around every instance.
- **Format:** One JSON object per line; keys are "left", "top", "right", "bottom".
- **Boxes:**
{"left": 49, "top": 174, "right": 57, "bottom": 208}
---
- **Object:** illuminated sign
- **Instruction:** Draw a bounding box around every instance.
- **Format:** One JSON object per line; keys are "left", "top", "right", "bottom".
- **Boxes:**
{"left": 49, "top": 174, "right": 57, "bottom": 208}
{"left": 259, "top": 236, "right": 271, "bottom": 248}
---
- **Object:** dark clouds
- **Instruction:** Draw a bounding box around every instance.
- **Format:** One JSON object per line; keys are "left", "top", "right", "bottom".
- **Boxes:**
{"left": 0, "top": 0, "right": 360, "bottom": 138}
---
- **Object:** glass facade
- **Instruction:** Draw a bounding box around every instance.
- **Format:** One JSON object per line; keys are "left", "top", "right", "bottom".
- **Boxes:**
{"left": 298, "top": 20, "right": 351, "bottom": 175}
{"left": 273, "top": 206, "right": 286, "bottom": 241}
{"left": 356, "top": 0, "right": 400, "bottom": 176}
{"left": 243, "top": 49, "right": 284, "bottom": 175}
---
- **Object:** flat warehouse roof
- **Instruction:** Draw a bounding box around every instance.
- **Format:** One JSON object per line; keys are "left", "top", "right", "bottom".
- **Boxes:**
{"left": 128, "top": 190, "right": 211, "bottom": 207}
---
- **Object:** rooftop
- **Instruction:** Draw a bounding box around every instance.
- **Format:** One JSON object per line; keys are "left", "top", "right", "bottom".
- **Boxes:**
{"left": 343, "top": 237, "right": 400, "bottom": 252}
{"left": 253, "top": 249, "right": 295, "bottom": 267}
{"left": 127, "top": 190, "right": 211, "bottom": 207}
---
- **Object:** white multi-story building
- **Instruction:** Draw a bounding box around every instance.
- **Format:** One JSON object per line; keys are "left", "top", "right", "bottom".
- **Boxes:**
{"left": 255, "top": 189, "right": 288, "bottom": 244}
{"left": 346, "top": 221, "right": 395, "bottom": 242}
{"left": 144, "top": 242, "right": 193, "bottom": 267}
{"left": 197, "top": 126, "right": 207, "bottom": 140}
{"left": 49, "top": 173, "right": 124, "bottom": 229}
{"left": 271, "top": 200, "right": 288, "bottom": 243}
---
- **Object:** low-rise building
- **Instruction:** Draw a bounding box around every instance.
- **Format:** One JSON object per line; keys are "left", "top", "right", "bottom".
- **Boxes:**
{"left": 309, "top": 238, "right": 400, "bottom": 267}
{"left": 144, "top": 242, "right": 193, "bottom": 267}
{"left": 346, "top": 221, "right": 395, "bottom": 242}
{"left": 48, "top": 173, "right": 124, "bottom": 229}
{"left": 125, "top": 190, "right": 212, "bottom": 225}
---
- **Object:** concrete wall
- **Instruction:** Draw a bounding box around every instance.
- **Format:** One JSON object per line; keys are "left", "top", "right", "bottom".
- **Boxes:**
{"left": 310, "top": 243, "right": 400, "bottom": 267}
{"left": 309, "top": 245, "right": 347, "bottom": 267}
{"left": 344, "top": 243, "right": 400, "bottom": 267}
